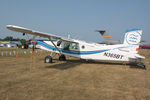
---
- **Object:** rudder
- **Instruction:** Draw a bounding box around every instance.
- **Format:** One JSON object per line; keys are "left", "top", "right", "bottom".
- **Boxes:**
{"left": 123, "top": 29, "right": 142, "bottom": 45}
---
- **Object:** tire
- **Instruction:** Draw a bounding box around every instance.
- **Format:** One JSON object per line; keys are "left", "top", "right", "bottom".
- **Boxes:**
{"left": 45, "top": 56, "right": 53, "bottom": 63}
{"left": 137, "top": 62, "right": 146, "bottom": 69}
{"left": 59, "top": 54, "right": 66, "bottom": 61}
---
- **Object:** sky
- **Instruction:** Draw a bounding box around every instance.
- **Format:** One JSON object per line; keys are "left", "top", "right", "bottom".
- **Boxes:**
{"left": 0, "top": 0, "right": 150, "bottom": 42}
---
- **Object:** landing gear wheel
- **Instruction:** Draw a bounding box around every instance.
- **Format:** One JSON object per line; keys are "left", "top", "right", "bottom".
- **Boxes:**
{"left": 45, "top": 56, "right": 53, "bottom": 63}
{"left": 59, "top": 54, "right": 66, "bottom": 61}
{"left": 137, "top": 62, "right": 146, "bottom": 69}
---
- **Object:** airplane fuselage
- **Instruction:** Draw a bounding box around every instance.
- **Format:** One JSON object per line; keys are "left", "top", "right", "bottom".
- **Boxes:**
{"left": 36, "top": 39, "right": 140, "bottom": 62}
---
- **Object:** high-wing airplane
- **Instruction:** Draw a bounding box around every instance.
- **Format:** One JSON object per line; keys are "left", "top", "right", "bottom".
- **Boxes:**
{"left": 6, "top": 25, "right": 146, "bottom": 69}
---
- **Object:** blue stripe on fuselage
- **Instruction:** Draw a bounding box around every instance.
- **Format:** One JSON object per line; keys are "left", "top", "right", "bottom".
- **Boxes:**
{"left": 37, "top": 41, "right": 57, "bottom": 51}
{"left": 37, "top": 41, "right": 111, "bottom": 55}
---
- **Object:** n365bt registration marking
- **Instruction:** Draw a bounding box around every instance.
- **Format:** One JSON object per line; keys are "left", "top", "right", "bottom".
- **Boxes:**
{"left": 104, "top": 52, "right": 124, "bottom": 59}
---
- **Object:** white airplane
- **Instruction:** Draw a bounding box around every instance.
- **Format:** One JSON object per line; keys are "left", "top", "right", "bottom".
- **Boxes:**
{"left": 6, "top": 25, "right": 146, "bottom": 69}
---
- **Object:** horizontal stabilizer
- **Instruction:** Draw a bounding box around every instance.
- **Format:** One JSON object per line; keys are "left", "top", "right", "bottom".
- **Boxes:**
{"left": 135, "top": 54, "right": 145, "bottom": 59}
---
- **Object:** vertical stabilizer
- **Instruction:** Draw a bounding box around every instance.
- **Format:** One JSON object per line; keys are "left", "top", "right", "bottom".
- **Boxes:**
{"left": 123, "top": 29, "right": 142, "bottom": 53}
{"left": 123, "top": 29, "right": 142, "bottom": 45}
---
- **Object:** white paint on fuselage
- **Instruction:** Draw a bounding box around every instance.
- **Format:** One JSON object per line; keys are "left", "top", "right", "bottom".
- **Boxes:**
{"left": 37, "top": 39, "right": 139, "bottom": 62}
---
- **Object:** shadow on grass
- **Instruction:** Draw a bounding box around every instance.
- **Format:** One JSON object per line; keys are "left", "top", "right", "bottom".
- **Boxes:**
{"left": 129, "top": 64, "right": 146, "bottom": 70}
{"left": 45, "top": 59, "right": 82, "bottom": 70}
{"left": 45, "top": 59, "right": 146, "bottom": 70}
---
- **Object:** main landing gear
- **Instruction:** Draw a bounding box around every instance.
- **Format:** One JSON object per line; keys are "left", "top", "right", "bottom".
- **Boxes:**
{"left": 59, "top": 54, "right": 66, "bottom": 61}
{"left": 45, "top": 56, "right": 53, "bottom": 63}
{"left": 45, "top": 54, "right": 66, "bottom": 63}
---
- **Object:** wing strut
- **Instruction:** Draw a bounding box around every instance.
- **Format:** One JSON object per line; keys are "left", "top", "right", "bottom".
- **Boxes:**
{"left": 49, "top": 37, "right": 62, "bottom": 56}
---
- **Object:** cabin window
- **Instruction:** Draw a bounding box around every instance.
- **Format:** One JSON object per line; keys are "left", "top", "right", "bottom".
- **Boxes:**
{"left": 63, "top": 42, "right": 79, "bottom": 51}
{"left": 63, "top": 42, "right": 70, "bottom": 50}
{"left": 71, "top": 43, "right": 78, "bottom": 50}
{"left": 82, "top": 45, "right": 85, "bottom": 49}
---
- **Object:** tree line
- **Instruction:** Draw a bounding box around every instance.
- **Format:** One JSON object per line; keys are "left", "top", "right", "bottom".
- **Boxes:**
{"left": 0, "top": 36, "right": 25, "bottom": 41}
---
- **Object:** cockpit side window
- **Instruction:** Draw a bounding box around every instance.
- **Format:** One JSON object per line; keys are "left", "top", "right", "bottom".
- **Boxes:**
{"left": 63, "top": 42, "right": 79, "bottom": 51}
{"left": 63, "top": 42, "right": 70, "bottom": 50}
{"left": 71, "top": 43, "right": 78, "bottom": 50}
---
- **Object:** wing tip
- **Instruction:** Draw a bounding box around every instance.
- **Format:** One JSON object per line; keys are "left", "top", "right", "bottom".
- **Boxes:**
{"left": 6, "top": 25, "right": 13, "bottom": 27}
{"left": 6, "top": 25, "right": 18, "bottom": 29}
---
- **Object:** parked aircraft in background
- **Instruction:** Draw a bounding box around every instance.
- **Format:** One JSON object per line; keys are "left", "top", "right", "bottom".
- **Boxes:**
{"left": 96, "top": 30, "right": 121, "bottom": 45}
{"left": 140, "top": 41, "right": 150, "bottom": 49}
{"left": 7, "top": 25, "right": 146, "bottom": 69}
{"left": 0, "top": 41, "right": 17, "bottom": 48}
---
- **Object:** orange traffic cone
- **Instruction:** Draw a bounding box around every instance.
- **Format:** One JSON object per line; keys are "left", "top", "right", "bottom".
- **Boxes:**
{"left": 40, "top": 53, "right": 42, "bottom": 56}
{"left": 16, "top": 55, "right": 19, "bottom": 58}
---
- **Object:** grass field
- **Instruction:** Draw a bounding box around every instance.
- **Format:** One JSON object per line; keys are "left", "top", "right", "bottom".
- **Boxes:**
{"left": 0, "top": 48, "right": 150, "bottom": 100}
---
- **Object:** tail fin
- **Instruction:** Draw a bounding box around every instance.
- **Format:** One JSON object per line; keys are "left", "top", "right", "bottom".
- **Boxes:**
{"left": 123, "top": 29, "right": 142, "bottom": 45}
{"left": 123, "top": 29, "right": 142, "bottom": 53}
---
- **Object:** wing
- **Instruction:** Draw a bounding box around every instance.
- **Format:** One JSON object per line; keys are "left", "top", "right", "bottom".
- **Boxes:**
{"left": 6, "top": 25, "right": 78, "bottom": 54}
{"left": 7, "top": 25, "right": 62, "bottom": 39}
{"left": 7, "top": 25, "right": 76, "bottom": 54}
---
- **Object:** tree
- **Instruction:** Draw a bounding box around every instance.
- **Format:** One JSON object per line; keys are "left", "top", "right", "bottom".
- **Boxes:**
{"left": 1, "top": 36, "right": 25, "bottom": 41}
{"left": 3, "top": 36, "right": 13, "bottom": 41}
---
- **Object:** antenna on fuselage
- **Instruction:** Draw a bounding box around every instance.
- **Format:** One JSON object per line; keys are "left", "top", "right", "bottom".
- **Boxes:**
{"left": 67, "top": 34, "right": 71, "bottom": 39}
